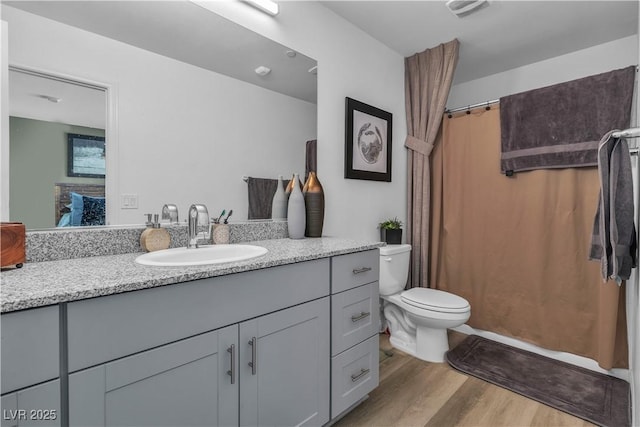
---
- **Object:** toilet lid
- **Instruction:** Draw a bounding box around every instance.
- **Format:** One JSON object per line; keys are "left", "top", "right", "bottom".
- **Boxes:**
{"left": 400, "top": 288, "right": 470, "bottom": 313}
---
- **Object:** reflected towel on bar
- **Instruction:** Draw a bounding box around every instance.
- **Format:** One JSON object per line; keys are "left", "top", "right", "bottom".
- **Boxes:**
{"left": 500, "top": 66, "right": 635, "bottom": 173}
{"left": 589, "top": 130, "right": 637, "bottom": 283}
{"left": 247, "top": 177, "right": 278, "bottom": 220}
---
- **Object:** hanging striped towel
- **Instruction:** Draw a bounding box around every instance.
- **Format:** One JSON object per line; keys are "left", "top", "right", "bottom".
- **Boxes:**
{"left": 500, "top": 66, "right": 635, "bottom": 174}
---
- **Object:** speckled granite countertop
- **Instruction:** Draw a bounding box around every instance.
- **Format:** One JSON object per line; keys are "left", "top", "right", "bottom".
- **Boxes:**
{"left": 1, "top": 237, "right": 382, "bottom": 313}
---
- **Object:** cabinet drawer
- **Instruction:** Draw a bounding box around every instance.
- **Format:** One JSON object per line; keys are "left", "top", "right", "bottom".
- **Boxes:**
{"left": 331, "top": 249, "right": 379, "bottom": 294}
{"left": 330, "top": 334, "right": 379, "bottom": 419}
{"left": 67, "top": 258, "right": 329, "bottom": 372}
{"left": 1, "top": 306, "right": 59, "bottom": 394}
{"left": 331, "top": 282, "right": 379, "bottom": 356}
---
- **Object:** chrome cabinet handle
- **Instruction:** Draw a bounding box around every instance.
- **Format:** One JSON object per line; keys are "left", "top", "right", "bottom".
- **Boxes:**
{"left": 227, "top": 344, "right": 236, "bottom": 384}
{"left": 351, "top": 311, "right": 371, "bottom": 322}
{"left": 352, "top": 267, "right": 372, "bottom": 275}
{"left": 351, "top": 368, "right": 370, "bottom": 382}
{"left": 248, "top": 337, "right": 257, "bottom": 375}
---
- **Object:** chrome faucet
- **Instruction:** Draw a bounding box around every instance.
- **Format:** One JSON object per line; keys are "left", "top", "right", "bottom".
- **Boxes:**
{"left": 187, "top": 204, "right": 210, "bottom": 249}
{"left": 162, "top": 204, "right": 179, "bottom": 224}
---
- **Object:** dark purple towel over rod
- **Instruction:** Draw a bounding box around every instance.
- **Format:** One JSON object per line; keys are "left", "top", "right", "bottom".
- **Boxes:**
{"left": 500, "top": 66, "right": 635, "bottom": 174}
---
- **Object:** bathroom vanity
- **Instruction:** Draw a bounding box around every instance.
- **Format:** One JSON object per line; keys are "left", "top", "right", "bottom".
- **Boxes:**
{"left": 0, "top": 237, "right": 381, "bottom": 427}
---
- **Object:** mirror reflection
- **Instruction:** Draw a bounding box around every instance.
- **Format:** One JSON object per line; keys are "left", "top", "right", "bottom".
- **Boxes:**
{"left": 9, "top": 68, "right": 107, "bottom": 229}
{"left": 3, "top": 1, "right": 318, "bottom": 231}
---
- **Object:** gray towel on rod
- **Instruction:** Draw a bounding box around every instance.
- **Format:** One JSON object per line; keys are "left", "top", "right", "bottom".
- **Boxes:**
{"left": 589, "top": 130, "right": 637, "bottom": 283}
{"left": 247, "top": 177, "right": 278, "bottom": 220}
{"left": 305, "top": 139, "right": 317, "bottom": 182}
{"left": 500, "top": 66, "right": 635, "bottom": 174}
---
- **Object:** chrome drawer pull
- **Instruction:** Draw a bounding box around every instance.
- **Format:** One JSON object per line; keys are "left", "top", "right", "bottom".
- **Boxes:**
{"left": 351, "top": 368, "right": 370, "bottom": 382}
{"left": 352, "top": 267, "right": 372, "bottom": 275}
{"left": 351, "top": 311, "right": 371, "bottom": 322}
{"left": 227, "top": 344, "right": 236, "bottom": 384}
{"left": 248, "top": 337, "right": 257, "bottom": 375}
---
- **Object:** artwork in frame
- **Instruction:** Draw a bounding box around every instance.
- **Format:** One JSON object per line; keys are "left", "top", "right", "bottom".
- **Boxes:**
{"left": 344, "top": 97, "right": 393, "bottom": 182}
{"left": 67, "top": 133, "right": 106, "bottom": 178}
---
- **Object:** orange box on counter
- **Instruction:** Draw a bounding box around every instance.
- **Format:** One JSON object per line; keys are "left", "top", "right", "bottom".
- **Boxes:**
{"left": 1, "top": 222, "right": 26, "bottom": 268}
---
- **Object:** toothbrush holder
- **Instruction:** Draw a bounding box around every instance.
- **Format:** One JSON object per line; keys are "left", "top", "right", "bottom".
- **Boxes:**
{"left": 212, "top": 223, "right": 230, "bottom": 245}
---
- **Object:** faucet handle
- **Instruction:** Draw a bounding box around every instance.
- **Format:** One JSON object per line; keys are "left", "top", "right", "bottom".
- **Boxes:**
{"left": 162, "top": 204, "right": 179, "bottom": 224}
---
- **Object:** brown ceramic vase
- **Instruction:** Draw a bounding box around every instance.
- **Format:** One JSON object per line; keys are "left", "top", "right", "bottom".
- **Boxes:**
{"left": 303, "top": 172, "right": 325, "bottom": 237}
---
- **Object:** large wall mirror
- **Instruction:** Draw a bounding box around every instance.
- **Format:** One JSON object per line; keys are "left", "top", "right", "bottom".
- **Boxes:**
{"left": 9, "top": 67, "right": 107, "bottom": 229}
{"left": 2, "top": 1, "right": 318, "bottom": 230}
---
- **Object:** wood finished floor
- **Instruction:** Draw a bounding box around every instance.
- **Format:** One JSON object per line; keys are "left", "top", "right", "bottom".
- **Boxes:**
{"left": 334, "top": 332, "right": 596, "bottom": 427}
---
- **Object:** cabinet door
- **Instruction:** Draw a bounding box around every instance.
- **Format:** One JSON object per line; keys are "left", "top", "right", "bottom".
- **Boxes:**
{"left": 69, "top": 327, "right": 238, "bottom": 427}
{"left": 1, "top": 380, "right": 60, "bottom": 427}
{"left": 1, "top": 393, "right": 17, "bottom": 427}
{"left": 240, "top": 297, "right": 330, "bottom": 427}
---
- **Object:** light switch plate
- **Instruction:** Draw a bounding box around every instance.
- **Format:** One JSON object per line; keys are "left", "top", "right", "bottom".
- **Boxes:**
{"left": 121, "top": 194, "right": 138, "bottom": 209}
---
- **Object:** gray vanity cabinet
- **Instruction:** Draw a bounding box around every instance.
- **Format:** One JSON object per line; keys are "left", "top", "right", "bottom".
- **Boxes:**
{"left": 64, "top": 259, "right": 331, "bottom": 426}
{"left": 68, "top": 298, "right": 330, "bottom": 427}
{"left": 69, "top": 326, "right": 238, "bottom": 427}
{"left": 239, "top": 297, "right": 330, "bottom": 427}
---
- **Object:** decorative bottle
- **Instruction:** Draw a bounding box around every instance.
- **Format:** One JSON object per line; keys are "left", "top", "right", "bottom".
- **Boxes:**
{"left": 271, "top": 175, "right": 287, "bottom": 220}
{"left": 303, "top": 172, "right": 324, "bottom": 237}
{"left": 285, "top": 174, "right": 302, "bottom": 199}
{"left": 287, "top": 173, "right": 306, "bottom": 239}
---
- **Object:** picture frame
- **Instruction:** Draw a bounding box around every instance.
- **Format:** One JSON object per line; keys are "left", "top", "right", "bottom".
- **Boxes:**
{"left": 344, "top": 97, "right": 392, "bottom": 182}
{"left": 67, "top": 133, "right": 106, "bottom": 178}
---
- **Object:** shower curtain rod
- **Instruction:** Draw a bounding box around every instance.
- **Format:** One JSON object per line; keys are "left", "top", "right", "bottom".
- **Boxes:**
{"left": 445, "top": 99, "right": 500, "bottom": 114}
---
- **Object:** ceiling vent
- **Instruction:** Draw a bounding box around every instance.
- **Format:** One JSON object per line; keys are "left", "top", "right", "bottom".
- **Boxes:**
{"left": 445, "top": 0, "right": 489, "bottom": 18}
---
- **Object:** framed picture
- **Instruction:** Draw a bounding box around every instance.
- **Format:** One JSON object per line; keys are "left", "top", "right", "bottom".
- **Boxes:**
{"left": 344, "top": 97, "right": 392, "bottom": 182}
{"left": 67, "top": 133, "right": 106, "bottom": 178}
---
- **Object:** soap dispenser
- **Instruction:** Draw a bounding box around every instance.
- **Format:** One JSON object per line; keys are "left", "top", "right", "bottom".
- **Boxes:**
{"left": 140, "top": 214, "right": 171, "bottom": 252}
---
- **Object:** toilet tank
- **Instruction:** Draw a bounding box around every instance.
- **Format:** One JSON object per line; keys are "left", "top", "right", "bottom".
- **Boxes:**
{"left": 379, "top": 244, "right": 412, "bottom": 296}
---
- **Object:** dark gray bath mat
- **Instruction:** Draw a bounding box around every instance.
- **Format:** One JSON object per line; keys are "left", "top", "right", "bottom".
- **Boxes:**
{"left": 446, "top": 335, "right": 630, "bottom": 427}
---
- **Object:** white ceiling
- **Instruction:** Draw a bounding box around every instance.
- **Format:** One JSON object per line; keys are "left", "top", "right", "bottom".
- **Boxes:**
{"left": 3, "top": 0, "right": 318, "bottom": 103}
{"left": 9, "top": 68, "right": 106, "bottom": 129}
{"left": 5, "top": 0, "right": 638, "bottom": 116}
{"left": 322, "top": 0, "right": 639, "bottom": 84}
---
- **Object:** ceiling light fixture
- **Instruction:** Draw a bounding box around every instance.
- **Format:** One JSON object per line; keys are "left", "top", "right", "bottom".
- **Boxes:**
{"left": 37, "top": 94, "right": 62, "bottom": 103}
{"left": 255, "top": 66, "right": 271, "bottom": 77}
{"left": 244, "top": 0, "right": 279, "bottom": 16}
{"left": 445, "top": 0, "right": 489, "bottom": 18}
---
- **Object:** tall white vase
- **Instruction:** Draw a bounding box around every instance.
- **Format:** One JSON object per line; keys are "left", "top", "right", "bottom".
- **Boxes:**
{"left": 287, "top": 173, "right": 306, "bottom": 239}
{"left": 271, "top": 175, "right": 287, "bottom": 220}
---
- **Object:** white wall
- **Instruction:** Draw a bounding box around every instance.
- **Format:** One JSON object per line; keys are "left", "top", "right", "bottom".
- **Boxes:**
{"left": 198, "top": 1, "right": 407, "bottom": 241}
{"left": 2, "top": 5, "right": 316, "bottom": 225}
{"left": 1, "top": 21, "right": 9, "bottom": 221}
{"left": 448, "top": 35, "right": 637, "bottom": 108}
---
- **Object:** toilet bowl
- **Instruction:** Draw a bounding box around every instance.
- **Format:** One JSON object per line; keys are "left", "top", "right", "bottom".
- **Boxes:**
{"left": 379, "top": 244, "right": 470, "bottom": 363}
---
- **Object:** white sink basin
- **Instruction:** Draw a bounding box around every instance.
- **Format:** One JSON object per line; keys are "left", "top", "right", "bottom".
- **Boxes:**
{"left": 135, "top": 244, "right": 268, "bottom": 267}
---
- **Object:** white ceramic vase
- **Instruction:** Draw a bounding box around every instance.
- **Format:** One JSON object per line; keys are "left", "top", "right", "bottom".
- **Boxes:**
{"left": 271, "top": 175, "right": 287, "bottom": 220}
{"left": 287, "top": 173, "right": 306, "bottom": 239}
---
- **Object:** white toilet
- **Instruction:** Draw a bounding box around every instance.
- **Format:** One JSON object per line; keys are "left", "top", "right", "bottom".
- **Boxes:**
{"left": 379, "top": 244, "right": 471, "bottom": 363}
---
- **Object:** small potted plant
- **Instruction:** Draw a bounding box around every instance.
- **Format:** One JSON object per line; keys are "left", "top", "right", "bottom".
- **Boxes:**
{"left": 378, "top": 217, "right": 403, "bottom": 244}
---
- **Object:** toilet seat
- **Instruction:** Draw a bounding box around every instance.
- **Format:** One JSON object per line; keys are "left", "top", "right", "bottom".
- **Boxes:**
{"left": 400, "top": 288, "right": 470, "bottom": 314}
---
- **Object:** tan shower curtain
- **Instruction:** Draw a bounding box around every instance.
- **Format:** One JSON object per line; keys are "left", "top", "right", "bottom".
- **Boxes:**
{"left": 430, "top": 106, "right": 628, "bottom": 369}
{"left": 404, "top": 39, "right": 459, "bottom": 289}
